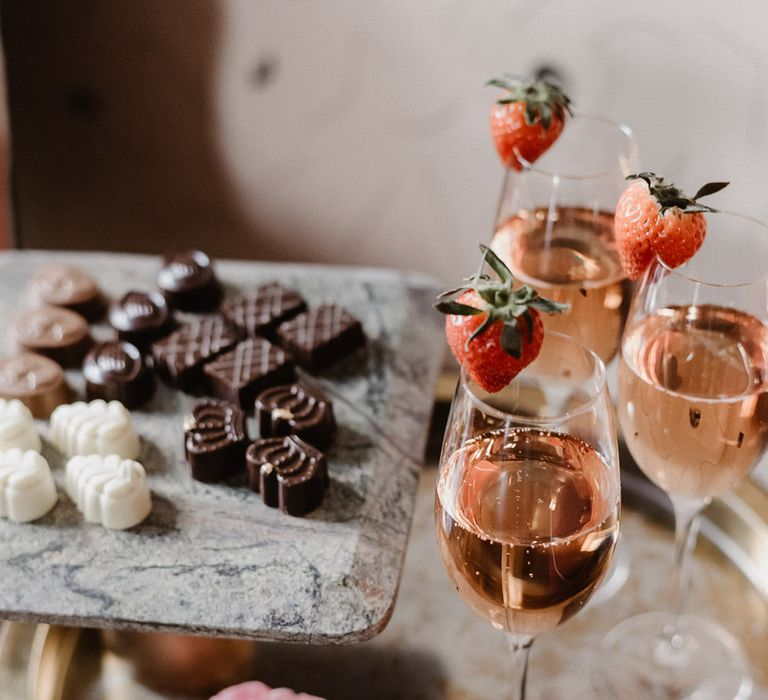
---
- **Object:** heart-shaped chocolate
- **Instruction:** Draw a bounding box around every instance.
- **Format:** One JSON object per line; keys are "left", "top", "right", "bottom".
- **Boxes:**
{"left": 255, "top": 383, "right": 335, "bottom": 450}
{"left": 246, "top": 435, "right": 328, "bottom": 516}
{"left": 184, "top": 400, "right": 248, "bottom": 482}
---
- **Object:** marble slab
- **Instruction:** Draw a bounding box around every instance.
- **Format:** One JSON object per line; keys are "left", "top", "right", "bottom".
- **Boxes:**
{"left": 0, "top": 251, "right": 445, "bottom": 643}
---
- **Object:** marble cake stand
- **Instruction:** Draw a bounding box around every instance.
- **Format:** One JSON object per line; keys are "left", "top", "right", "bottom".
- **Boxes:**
{"left": 0, "top": 251, "right": 444, "bottom": 644}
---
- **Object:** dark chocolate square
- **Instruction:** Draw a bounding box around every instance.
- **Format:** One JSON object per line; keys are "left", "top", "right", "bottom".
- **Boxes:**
{"left": 151, "top": 316, "right": 242, "bottom": 392}
{"left": 276, "top": 304, "right": 365, "bottom": 371}
{"left": 203, "top": 338, "right": 295, "bottom": 409}
{"left": 221, "top": 283, "right": 307, "bottom": 339}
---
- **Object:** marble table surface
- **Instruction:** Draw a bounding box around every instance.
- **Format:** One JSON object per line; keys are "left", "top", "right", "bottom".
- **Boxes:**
{"left": 0, "top": 251, "right": 444, "bottom": 643}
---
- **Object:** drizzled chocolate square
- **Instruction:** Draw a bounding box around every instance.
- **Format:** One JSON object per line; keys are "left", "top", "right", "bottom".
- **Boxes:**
{"left": 151, "top": 316, "right": 242, "bottom": 392}
{"left": 221, "top": 283, "right": 307, "bottom": 339}
{"left": 203, "top": 338, "right": 295, "bottom": 409}
{"left": 276, "top": 304, "right": 365, "bottom": 371}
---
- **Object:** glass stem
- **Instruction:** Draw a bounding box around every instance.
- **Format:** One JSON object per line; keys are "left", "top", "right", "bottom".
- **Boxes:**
{"left": 669, "top": 496, "right": 705, "bottom": 621}
{"left": 505, "top": 634, "right": 533, "bottom": 700}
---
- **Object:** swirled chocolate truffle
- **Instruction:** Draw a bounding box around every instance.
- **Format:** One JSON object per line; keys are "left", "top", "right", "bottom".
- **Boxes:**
{"left": 204, "top": 338, "right": 295, "bottom": 409}
{"left": 184, "top": 400, "right": 248, "bottom": 482}
{"left": 13, "top": 307, "right": 93, "bottom": 368}
{"left": 221, "top": 283, "right": 307, "bottom": 340}
{"left": 0, "top": 353, "right": 72, "bottom": 418}
{"left": 29, "top": 263, "right": 105, "bottom": 321}
{"left": 276, "top": 304, "right": 365, "bottom": 371}
{"left": 109, "top": 291, "right": 176, "bottom": 352}
{"left": 83, "top": 342, "right": 155, "bottom": 409}
{"left": 246, "top": 435, "right": 328, "bottom": 516}
{"left": 158, "top": 250, "right": 222, "bottom": 312}
{"left": 255, "top": 383, "right": 335, "bottom": 450}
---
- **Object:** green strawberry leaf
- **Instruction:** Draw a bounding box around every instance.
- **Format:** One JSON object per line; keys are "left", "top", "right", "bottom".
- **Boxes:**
{"left": 693, "top": 181, "right": 729, "bottom": 200}
{"left": 435, "top": 284, "right": 471, "bottom": 300}
{"left": 524, "top": 102, "right": 537, "bottom": 126}
{"left": 539, "top": 103, "right": 552, "bottom": 131}
{"left": 479, "top": 244, "right": 514, "bottom": 284}
{"left": 434, "top": 301, "right": 483, "bottom": 316}
{"left": 500, "top": 321, "right": 522, "bottom": 359}
{"left": 466, "top": 313, "right": 495, "bottom": 350}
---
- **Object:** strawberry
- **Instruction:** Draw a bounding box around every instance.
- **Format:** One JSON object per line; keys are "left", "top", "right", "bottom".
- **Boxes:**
{"left": 435, "top": 246, "right": 567, "bottom": 393}
{"left": 487, "top": 75, "right": 572, "bottom": 171}
{"left": 614, "top": 173, "right": 729, "bottom": 280}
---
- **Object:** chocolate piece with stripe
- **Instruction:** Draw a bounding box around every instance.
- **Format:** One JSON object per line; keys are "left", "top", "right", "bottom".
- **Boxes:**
{"left": 109, "top": 291, "right": 176, "bottom": 352}
{"left": 221, "top": 283, "right": 307, "bottom": 340}
{"left": 246, "top": 435, "right": 328, "bottom": 516}
{"left": 158, "top": 250, "right": 222, "bottom": 312}
{"left": 184, "top": 399, "right": 248, "bottom": 482}
{"left": 203, "top": 338, "right": 295, "bottom": 410}
{"left": 276, "top": 304, "right": 365, "bottom": 371}
{"left": 255, "top": 383, "right": 335, "bottom": 450}
{"left": 151, "top": 317, "right": 242, "bottom": 393}
{"left": 83, "top": 341, "right": 155, "bottom": 409}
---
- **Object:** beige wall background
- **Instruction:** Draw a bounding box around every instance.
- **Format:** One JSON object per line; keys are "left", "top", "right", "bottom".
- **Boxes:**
{"left": 2, "top": 1, "right": 767, "bottom": 283}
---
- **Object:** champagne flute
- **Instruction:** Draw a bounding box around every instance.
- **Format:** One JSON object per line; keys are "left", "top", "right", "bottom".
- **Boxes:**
{"left": 491, "top": 115, "right": 638, "bottom": 364}
{"left": 436, "top": 332, "right": 621, "bottom": 699}
{"left": 595, "top": 213, "right": 768, "bottom": 699}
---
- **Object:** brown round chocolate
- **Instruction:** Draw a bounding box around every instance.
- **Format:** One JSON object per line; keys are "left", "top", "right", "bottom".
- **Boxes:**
{"left": 83, "top": 341, "right": 155, "bottom": 409}
{"left": 29, "top": 263, "right": 105, "bottom": 321}
{"left": 13, "top": 307, "right": 93, "bottom": 367}
{"left": 0, "top": 352, "right": 72, "bottom": 418}
{"left": 109, "top": 291, "right": 176, "bottom": 351}
{"left": 157, "top": 250, "right": 222, "bottom": 312}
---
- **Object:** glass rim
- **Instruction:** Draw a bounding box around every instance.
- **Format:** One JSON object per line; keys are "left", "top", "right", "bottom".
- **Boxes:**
{"left": 655, "top": 210, "right": 768, "bottom": 288}
{"left": 516, "top": 113, "right": 637, "bottom": 181}
{"left": 459, "top": 331, "right": 608, "bottom": 426}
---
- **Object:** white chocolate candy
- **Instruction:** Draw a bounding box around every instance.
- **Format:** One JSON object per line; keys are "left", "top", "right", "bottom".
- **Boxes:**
{"left": 0, "top": 449, "right": 57, "bottom": 522}
{"left": 50, "top": 400, "right": 140, "bottom": 459}
{"left": 66, "top": 454, "right": 152, "bottom": 530}
{"left": 0, "top": 399, "right": 41, "bottom": 452}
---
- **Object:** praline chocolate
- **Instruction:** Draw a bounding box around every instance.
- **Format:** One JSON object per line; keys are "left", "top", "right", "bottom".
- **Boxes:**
{"left": 151, "top": 316, "right": 242, "bottom": 393}
{"left": 255, "top": 383, "right": 335, "bottom": 451}
{"left": 158, "top": 250, "right": 222, "bottom": 312}
{"left": 83, "top": 341, "right": 155, "bottom": 409}
{"left": 109, "top": 291, "right": 176, "bottom": 351}
{"left": 29, "top": 263, "right": 105, "bottom": 321}
{"left": 246, "top": 435, "right": 328, "bottom": 516}
{"left": 184, "top": 400, "right": 248, "bottom": 482}
{"left": 276, "top": 304, "right": 365, "bottom": 371}
{"left": 203, "top": 338, "right": 295, "bottom": 410}
{"left": 221, "top": 283, "right": 307, "bottom": 339}
{"left": 13, "top": 307, "right": 93, "bottom": 368}
{"left": 0, "top": 353, "right": 72, "bottom": 418}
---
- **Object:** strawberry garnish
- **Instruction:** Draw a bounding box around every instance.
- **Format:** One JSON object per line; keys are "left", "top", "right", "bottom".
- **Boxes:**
{"left": 614, "top": 173, "right": 729, "bottom": 280}
{"left": 435, "top": 246, "right": 567, "bottom": 393}
{"left": 487, "top": 75, "right": 573, "bottom": 171}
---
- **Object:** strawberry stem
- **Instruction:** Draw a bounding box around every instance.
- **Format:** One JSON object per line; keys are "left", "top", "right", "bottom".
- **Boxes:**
{"left": 435, "top": 245, "right": 569, "bottom": 357}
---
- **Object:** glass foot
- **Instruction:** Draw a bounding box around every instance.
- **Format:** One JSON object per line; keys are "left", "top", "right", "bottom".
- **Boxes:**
{"left": 593, "top": 611, "right": 752, "bottom": 700}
